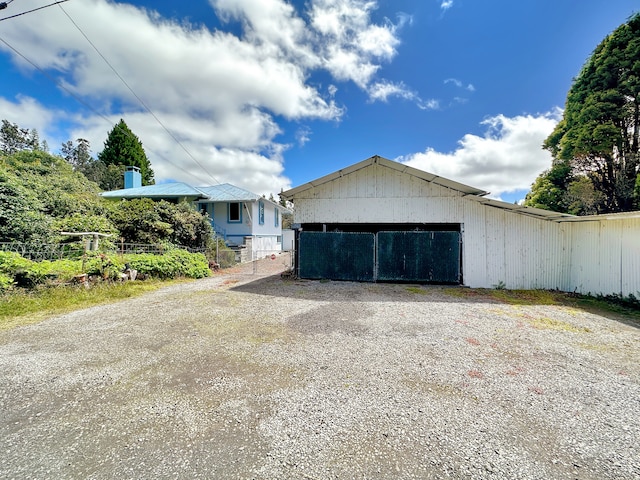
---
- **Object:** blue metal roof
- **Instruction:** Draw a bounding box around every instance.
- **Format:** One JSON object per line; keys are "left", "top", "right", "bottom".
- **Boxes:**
{"left": 196, "top": 183, "right": 261, "bottom": 202}
{"left": 100, "top": 182, "right": 291, "bottom": 212}
{"left": 100, "top": 182, "right": 207, "bottom": 199}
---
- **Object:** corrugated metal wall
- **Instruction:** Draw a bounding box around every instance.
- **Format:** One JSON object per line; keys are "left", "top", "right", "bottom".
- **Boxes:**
{"left": 567, "top": 218, "right": 640, "bottom": 296}
{"left": 462, "top": 204, "right": 570, "bottom": 291}
{"left": 291, "top": 162, "right": 640, "bottom": 296}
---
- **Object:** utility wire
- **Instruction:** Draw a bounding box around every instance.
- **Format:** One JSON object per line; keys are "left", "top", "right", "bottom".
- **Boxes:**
{"left": 57, "top": 3, "right": 225, "bottom": 188}
{"left": 0, "top": 0, "right": 69, "bottom": 21}
{"left": 0, "top": 34, "right": 214, "bottom": 188}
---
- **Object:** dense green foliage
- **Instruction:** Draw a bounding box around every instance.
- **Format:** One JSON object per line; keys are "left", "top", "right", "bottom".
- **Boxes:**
{"left": 0, "top": 150, "right": 111, "bottom": 243}
{"left": 527, "top": 14, "right": 640, "bottom": 214}
{"left": 0, "top": 148, "right": 216, "bottom": 252}
{"left": 0, "top": 249, "right": 210, "bottom": 292}
{"left": 105, "top": 198, "right": 215, "bottom": 248}
{"left": 1, "top": 123, "right": 228, "bottom": 277}
{"left": 98, "top": 119, "right": 154, "bottom": 188}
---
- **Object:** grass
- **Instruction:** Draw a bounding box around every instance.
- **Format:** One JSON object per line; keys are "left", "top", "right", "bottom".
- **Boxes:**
{"left": 444, "top": 287, "right": 640, "bottom": 323}
{"left": 405, "top": 286, "right": 428, "bottom": 295}
{"left": 0, "top": 280, "right": 176, "bottom": 331}
{"left": 528, "top": 316, "right": 591, "bottom": 333}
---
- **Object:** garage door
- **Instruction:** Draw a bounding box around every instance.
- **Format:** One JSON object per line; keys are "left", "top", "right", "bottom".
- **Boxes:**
{"left": 298, "top": 232, "right": 375, "bottom": 281}
{"left": 377, "top": 231, "right": 461, "bottom": 283}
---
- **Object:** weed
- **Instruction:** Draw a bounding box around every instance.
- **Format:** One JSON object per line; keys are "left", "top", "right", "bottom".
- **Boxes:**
{"left": 405, "top": 286, "right": 427, "bottom": 295}
{"left": 529, "top": 317, "right": 591, "bottom": 333}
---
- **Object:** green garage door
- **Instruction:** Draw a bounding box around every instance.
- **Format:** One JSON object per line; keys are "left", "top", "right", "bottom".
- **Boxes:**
{"left": 377, "top": 231, "right": 461, "bottom": 283}
{"left": 299, "top": 232, "right": 375, "bottom": 282}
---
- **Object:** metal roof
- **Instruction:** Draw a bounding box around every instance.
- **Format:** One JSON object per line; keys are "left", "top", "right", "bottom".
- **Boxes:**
{"left": 100, "top": 182, "right": 207, "bottom": 200}
{"left": 467, "top": 196, "right": 577, "bottom": 221}
{"left": 196, "top": 183, "right": 261, "bottom": 202}
{"left": 100, "top": 182, "right": 290, "bottom": 212}
{"left": 281, "top": 155, "right": 489, "bottom": 198}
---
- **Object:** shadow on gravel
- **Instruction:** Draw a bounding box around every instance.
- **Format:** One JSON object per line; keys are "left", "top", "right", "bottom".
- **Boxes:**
{"left": 230, "top": 274, "right": 502, "bottom": 305}
{"left": 230, "top": 275, "right": 640, "bottom": 327}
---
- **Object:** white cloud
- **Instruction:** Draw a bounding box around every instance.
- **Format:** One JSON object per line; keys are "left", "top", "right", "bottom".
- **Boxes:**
{"left": 309, "top": 0, "right": 404, "bottom": 94}
{"left": 369, "top": 80, "right": 439, "bottom": 110}
{"left": 295, "top": 126, "right": 312, "bottom": 147}
{"left": 440, "top": 1, "right": 454, "bottom": 12}
{"left": 0, "top": 0, "right": 427, "bottom": 195}
{"left": 0, "top": 96, "right": 59, "bottom": 138}
{"left": 398, "top": 110, "right": 562, "bottom": 198}
{"left": 444, "top": 78, "right": 475, "bottom": 92}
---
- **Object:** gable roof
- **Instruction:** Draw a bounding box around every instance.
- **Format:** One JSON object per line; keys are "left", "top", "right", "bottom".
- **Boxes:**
{"left": 281, "top": 155, "right": 579, "bottom": 222}
{"left": 281, "top": 155, "right": 489, "bottom": 198}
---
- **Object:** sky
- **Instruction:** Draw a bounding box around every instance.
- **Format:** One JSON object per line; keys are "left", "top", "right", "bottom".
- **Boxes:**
{"left": 0, "top": 0, "right": 638, "bottom": 203}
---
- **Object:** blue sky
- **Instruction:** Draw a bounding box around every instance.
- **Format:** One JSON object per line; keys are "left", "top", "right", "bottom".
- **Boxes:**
{"left": 0, "top": 1, "right": 637, "bottom": 202}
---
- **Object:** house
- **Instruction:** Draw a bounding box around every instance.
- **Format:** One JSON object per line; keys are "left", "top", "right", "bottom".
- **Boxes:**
{"left": 280, "top": 155, "right": 640, "bottom": 296}
{"left": 101, "top": 167, "right": 288, "bottom": 259}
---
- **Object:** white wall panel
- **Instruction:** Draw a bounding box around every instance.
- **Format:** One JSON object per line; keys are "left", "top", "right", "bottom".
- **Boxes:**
{"left": 291, "top": 161, "right": 639, "bottom": 296}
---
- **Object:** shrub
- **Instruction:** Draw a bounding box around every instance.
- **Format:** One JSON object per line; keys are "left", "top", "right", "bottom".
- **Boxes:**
{"left": 0, "top": 251, "right": 33, "bottom": 275}
{"left": 0, "top": 273, "right": 14, "bottom": 292}
{"left": 0, "top": 252, "right": 86, "bottom": 288}
{"left": 125, "top": 249, "right": 210, "bottom": 279}
{"left": 85, "top": 253, "right": 125, "bottom": 280}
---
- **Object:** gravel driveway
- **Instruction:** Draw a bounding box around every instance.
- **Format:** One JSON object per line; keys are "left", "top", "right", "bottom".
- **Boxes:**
{"left": 1, "top": 259, "right": 639, "bottom": 479}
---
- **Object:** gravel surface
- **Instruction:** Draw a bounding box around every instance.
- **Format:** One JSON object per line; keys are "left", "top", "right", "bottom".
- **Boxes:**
{"left": 1, "top": 256, "right": 639, "bottom": 479}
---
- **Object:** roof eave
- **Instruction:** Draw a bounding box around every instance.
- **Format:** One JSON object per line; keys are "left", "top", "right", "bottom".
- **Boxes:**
{"left": 281, "top": 155, "right": 488, "bottom": 198}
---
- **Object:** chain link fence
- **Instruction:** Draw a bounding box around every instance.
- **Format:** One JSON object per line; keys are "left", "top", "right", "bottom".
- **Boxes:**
{"left": 0, "top": 242, "right": 85, "bottom": 261}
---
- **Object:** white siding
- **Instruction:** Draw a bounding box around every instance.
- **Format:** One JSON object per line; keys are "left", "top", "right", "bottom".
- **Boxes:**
{"left": 462, "top": 206, "right": 570, "bottom": 291}
{"left": 567, "top": 218, "right": 640, "bottom": 296}
{"left": 291, "top": 161, "right": 640, "bottom": 296}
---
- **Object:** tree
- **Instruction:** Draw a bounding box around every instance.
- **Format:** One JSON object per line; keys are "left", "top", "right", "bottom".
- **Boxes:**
{"left": 106, "top": 198, "right": 214, "bottom": 248}
{"left": 541, "top": 14, "right": 640, "bottom": 213}
{"left": 98, "top": 119, "right": 154, "bottom": 188}
{"left": 62, "top": 138, "right": 92, "bottom": 170}
{"left": 525, "top": 160, "right": 572, "bottom": 212}
{"left": 0, "top": 120, "right": 44, "bottom": 154}
{"left": 61, "top": 138, "right": 110, "bottom": 186}
{"left": 0, "top": 150, "right": 112, "bottom": 243}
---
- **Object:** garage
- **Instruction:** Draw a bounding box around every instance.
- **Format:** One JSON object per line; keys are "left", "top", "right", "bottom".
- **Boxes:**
{"left": 282, "top": 155, "right": 640, "bottom": 294}
{"left": 298, "top": 228, "right": 461, "bottom": 283}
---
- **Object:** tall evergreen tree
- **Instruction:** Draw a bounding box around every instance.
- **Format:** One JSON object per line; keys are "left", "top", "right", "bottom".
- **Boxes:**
{"left": 98, "top": 119, "right": 154, "bottom": 188}
{"left": 536, "top": 13, "right": 640, "bottom": 213}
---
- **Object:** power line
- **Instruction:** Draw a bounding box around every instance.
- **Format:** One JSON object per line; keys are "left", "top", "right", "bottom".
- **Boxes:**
{"left": 0, "top": 34, "right": 218, "bottom": 188}
{"left": 0, "top": 0, "right": 70, "bottom": 21}
{"left": 57, "top": 3, "right": 224, "bottom": 187}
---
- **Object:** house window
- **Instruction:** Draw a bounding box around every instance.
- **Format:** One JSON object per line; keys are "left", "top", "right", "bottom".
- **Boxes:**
{"left": 275, "top": 209, "right": 280, "bottom": 227}
{"left": 259, "top": 201, "right": 265, "bottom": 225}
{"left": 228, "top": 202, "right": 242, "bottom": 223}
{"left": 198, "top": 203, "right": 208, "bottom": 216}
